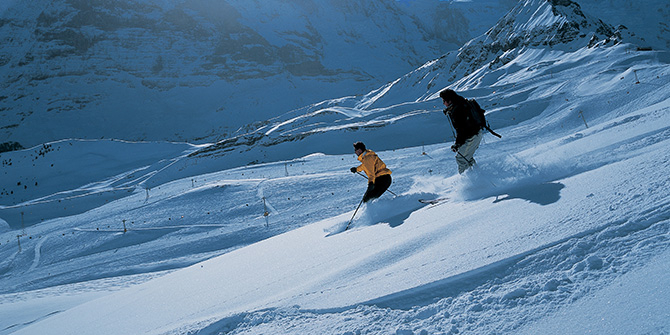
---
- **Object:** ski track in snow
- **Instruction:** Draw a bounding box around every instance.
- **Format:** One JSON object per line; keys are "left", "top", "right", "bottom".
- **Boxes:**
{"left": 28, "top": 235, "right": 47, "bottom": 272}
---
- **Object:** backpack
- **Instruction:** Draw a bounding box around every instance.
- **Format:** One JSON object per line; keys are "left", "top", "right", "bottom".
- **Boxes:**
{"left": 466, "top": 99, "right": 502, "bottom": 138}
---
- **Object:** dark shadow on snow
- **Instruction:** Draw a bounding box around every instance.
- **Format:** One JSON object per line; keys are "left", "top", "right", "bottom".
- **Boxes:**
{"left": 325, "top": 206, "right": 418, "bottom": 236}
{"left": 386, "top": 209, "right": 416, "bottom": 228}
{"left": 493, "top": 182, "right": 564, "bottom": 206}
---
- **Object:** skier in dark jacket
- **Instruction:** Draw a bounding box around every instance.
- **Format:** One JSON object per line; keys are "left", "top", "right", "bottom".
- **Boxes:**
{"left": 440, "top": 89, "right": 484, "bottom": 174}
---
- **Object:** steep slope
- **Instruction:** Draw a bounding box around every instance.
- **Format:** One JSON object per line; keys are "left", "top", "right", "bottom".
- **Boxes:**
{"left": 8, "top": 91, "right": 670, "bottom": 334}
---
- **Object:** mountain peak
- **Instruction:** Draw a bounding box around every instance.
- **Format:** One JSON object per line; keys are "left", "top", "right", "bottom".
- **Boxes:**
{"left": 440, "top": 0, "right": 622, "bottom": 83}
{"left": 486, "top": 0, "right": 619, "bottom": 48}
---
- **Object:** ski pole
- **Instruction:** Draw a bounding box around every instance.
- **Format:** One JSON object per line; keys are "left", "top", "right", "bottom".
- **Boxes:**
{"left": 345, "top": 195, "right": 365, "bottom": 231}
{"left": 355, "top": 172, "right": 398, "bottom": 197}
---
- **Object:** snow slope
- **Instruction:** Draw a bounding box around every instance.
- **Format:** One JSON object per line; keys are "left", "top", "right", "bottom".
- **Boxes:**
{"left": 3, "top": 91, "right": 669, "bottom": 334}
{"left": 1, "top": 0, "right": 670, "bottom": 334}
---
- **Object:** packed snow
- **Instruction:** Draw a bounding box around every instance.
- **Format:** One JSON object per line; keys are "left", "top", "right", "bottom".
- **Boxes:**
{"left": 1, "top": 0, "right": 669, "bottom": 334}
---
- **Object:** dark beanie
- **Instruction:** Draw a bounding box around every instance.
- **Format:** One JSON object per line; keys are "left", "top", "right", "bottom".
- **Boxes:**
{"left": 439, "top": 89, "right": 458, "bottom": 101}
{"left": 353, "top": 141, "right": 366, "bottom": 151}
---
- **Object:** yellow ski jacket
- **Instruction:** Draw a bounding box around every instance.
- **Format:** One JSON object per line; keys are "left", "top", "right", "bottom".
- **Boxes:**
{"left": 355, "top": 150, "right": 391, "bottom": 183}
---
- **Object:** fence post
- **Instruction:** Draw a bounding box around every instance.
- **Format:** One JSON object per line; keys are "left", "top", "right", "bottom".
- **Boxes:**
{"left": 578, "top": 111, "right": 588, "bottom": 128}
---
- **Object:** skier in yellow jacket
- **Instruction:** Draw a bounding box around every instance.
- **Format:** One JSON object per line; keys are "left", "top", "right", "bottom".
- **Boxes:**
{"left": 350, "top": 142, "right": 392, "bottom": 202}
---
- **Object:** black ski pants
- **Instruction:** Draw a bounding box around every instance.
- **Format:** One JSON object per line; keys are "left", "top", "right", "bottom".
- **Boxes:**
{"left": 363, "top": 174, "right": 392, "bottom": 203}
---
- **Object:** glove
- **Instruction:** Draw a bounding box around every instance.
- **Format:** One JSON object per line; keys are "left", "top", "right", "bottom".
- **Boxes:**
{"left": 443, "top": 108, "right": 448, "bottom": 115}
{"left": 350, "top": 167, "right": 357, "bottom": 173}
{"left": 451, "top": 144, "right": 460, "bottom": 152}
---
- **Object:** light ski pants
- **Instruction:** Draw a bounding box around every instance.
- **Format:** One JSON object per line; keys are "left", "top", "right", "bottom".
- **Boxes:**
{"left": 455, "top": 132, "right": 483, "bottom": 174}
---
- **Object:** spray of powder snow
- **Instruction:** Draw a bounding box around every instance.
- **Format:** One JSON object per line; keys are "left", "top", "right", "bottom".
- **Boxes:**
{"left": 325, "top": 192, "right": 432, "bottom": 234}
{"left": 408, "top": 152, "right": 566, "bottom": 204}
{"left": 406, "top": 174, "right": 455, "bottom": 197}
{"left": 353, "top": 193, "right": 429, "bottom": 229}
{"left": 453, "top": 152, "right": 548, "bottom": 201}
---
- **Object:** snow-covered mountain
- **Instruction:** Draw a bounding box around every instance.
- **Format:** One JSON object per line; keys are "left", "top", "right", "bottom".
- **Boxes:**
{"left": 0, "top": 0, "right": 517, "bottom": 150}
{"left": 1, "top": 0, "right": 669, "bottom": 334}
{"left": 151, "top": 0, "right": 653, "bottom": 178}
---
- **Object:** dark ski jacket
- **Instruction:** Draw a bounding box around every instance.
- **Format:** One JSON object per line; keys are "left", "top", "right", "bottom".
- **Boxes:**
{"left": 446, "top": 98, "right": 481, "bottom": 146}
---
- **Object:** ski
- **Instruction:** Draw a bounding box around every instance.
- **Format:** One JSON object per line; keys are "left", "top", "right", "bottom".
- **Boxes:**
{"left": 418, "top": 197, "right": 449, "bottom": 205}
